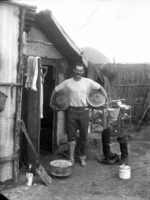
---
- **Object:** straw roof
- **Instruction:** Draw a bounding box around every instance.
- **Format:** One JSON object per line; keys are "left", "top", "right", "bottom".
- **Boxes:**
{"left": 82, "top": 47, "right": 116, "bottom": 83}
{"left": 82, "top": 47, "right": 110, "bottom": 64}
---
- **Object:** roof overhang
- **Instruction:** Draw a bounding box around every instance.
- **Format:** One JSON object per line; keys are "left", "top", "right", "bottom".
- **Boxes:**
{"left": 35, "top": 10, "right": 88, "bottom": 67}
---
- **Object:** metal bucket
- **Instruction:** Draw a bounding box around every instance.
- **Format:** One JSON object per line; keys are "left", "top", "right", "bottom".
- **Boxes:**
{"left": 119, "top": 165, "right": 131, "bottom": 179}
{"left": 107, "top": 108, "right": 120, "bottom": 121}
{"left": 0, "top": 91, "right": 8, "bottom": 112}
{"left": 50, "top": 159, "right": 74, "bottom": 177}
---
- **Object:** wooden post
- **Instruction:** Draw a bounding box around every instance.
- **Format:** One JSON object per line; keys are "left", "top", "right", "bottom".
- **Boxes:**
{"left": 13, "top": 8, "right": 25, "bottom": 184}
{"left": 52, "top": 63, "right": 57, "bottom": 154}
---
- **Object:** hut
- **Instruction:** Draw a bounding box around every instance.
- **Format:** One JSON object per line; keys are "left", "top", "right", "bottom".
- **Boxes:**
{"left": 0, "top": 0, "right": 36, "bottom": 184}
{"left": 0, "top": 0, "right": 87, "bottom": 183}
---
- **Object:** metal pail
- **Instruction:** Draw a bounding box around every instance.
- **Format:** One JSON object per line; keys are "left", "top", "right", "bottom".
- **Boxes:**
{"left": 50, "top": 159, "right": 74, "bottom": 177}
{"left": 107, "top": 108, "right": 120, "bottom": 121}
{"left": 119, "top": 165, "right": 131, "bottom": 179}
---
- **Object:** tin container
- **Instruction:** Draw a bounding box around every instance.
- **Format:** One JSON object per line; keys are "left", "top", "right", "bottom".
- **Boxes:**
{"left": 119, "top": 165, "right": 131, "bottom": 179}
{"left": 50, "top": 159, "right": 74, "bottom": 177}
{"left": 26, "top": 172, "right": 33, "bottom": 186}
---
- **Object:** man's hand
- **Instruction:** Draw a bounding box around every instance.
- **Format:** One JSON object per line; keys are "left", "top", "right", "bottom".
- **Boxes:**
{"left": 49, "top": 100, "right": 60, "bottom": 111}
{"left": 51, "top": 105, "right": 60, "bottom": 111}
{"left": 103, "top": 102, "right": 109, "bottom": 109}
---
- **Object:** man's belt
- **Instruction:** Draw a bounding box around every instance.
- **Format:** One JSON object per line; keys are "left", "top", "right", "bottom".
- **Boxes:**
{"left": 69, "top": 106, "right": 89, "bottom": 111}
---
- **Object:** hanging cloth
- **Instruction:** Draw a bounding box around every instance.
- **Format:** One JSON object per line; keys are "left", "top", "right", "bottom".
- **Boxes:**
{"left": 25, "top": 56, "right": 39, "bottom": 91}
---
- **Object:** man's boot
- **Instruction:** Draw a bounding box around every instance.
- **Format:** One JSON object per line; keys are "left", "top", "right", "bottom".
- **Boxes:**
{"left": 119, "top": 142, "right": 128, "bottom": 165}
{"left": 98, "top": 128, "right": 119, "bottom": 164}
{"left": 68, "top": 141, "right": 76, "bottom": 164}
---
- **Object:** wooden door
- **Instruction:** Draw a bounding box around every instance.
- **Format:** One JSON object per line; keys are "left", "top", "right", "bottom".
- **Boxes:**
{"left": 26, "top": 58, "right": 41, "bottom": 164}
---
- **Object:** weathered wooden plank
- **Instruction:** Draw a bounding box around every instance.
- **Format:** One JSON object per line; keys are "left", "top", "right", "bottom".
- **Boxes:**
{"left": 13, "top": 7, "right": 25, "bottom": 184}
{"left": 0, "top": 154, "right": 19, "bottom": 164}
{"left": 26, "top": 60, "right": 41, "bottom": 163}
{"left": 0, "top": 3, "right": 20, "bottom": 182}
{"left": 19, "top": 120, "right": 52, "bottom": 186}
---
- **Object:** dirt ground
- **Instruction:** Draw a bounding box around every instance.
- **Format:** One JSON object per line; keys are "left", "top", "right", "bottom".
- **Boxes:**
{"left": 1, "top": 123, "right": 150, "bottom": 200}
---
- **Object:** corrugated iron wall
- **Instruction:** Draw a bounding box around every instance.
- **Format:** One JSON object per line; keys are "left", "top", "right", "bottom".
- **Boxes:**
{"left": 111, "top": 64, "right": 150, "bottom": 123}
{"left": 0, "top": 1, "right": 36, "bottom": 183}
{"left": 0, "top": 3, "right": 20, "bottom": 182}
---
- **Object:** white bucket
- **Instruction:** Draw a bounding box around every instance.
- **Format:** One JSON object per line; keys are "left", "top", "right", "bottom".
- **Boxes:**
{"left": 107, "top": 108, "right": 120, "bottom": 121}
{"left": 119, "top": 165, "right": 131, "bottom": 179}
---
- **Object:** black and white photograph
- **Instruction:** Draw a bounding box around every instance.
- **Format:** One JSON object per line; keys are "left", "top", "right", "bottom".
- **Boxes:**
{"left": 0, "top": 0, "right": 150, "bottom": 199}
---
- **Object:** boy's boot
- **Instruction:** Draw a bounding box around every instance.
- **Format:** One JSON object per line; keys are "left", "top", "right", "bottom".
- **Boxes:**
{"left": 102, "top": 128, "right": 115, "bottom": 158}
{"left": 119, "top": 142, "right": 128, "bottom": 165}
{"left": 99, "top": 128, "right": 119, "bottom": 164}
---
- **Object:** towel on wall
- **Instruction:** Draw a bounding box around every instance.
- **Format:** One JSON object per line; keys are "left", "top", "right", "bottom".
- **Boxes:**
{"left": 25, "top": 56, "right": 44, "bottom": 118}
{"left": 25, "top": 56, "right": 39, "bottom": 91}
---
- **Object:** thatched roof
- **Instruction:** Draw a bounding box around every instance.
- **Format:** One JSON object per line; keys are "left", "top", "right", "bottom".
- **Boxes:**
{"left": 82, "top": 47, "right": 110, "bottom": 64}
{"left": 81, "top": 47, "right": 116, "bottom": 83}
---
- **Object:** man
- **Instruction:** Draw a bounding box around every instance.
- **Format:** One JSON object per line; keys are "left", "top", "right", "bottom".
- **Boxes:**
{"left": 50, "top": 64, "right": 108, "bottom": 167}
